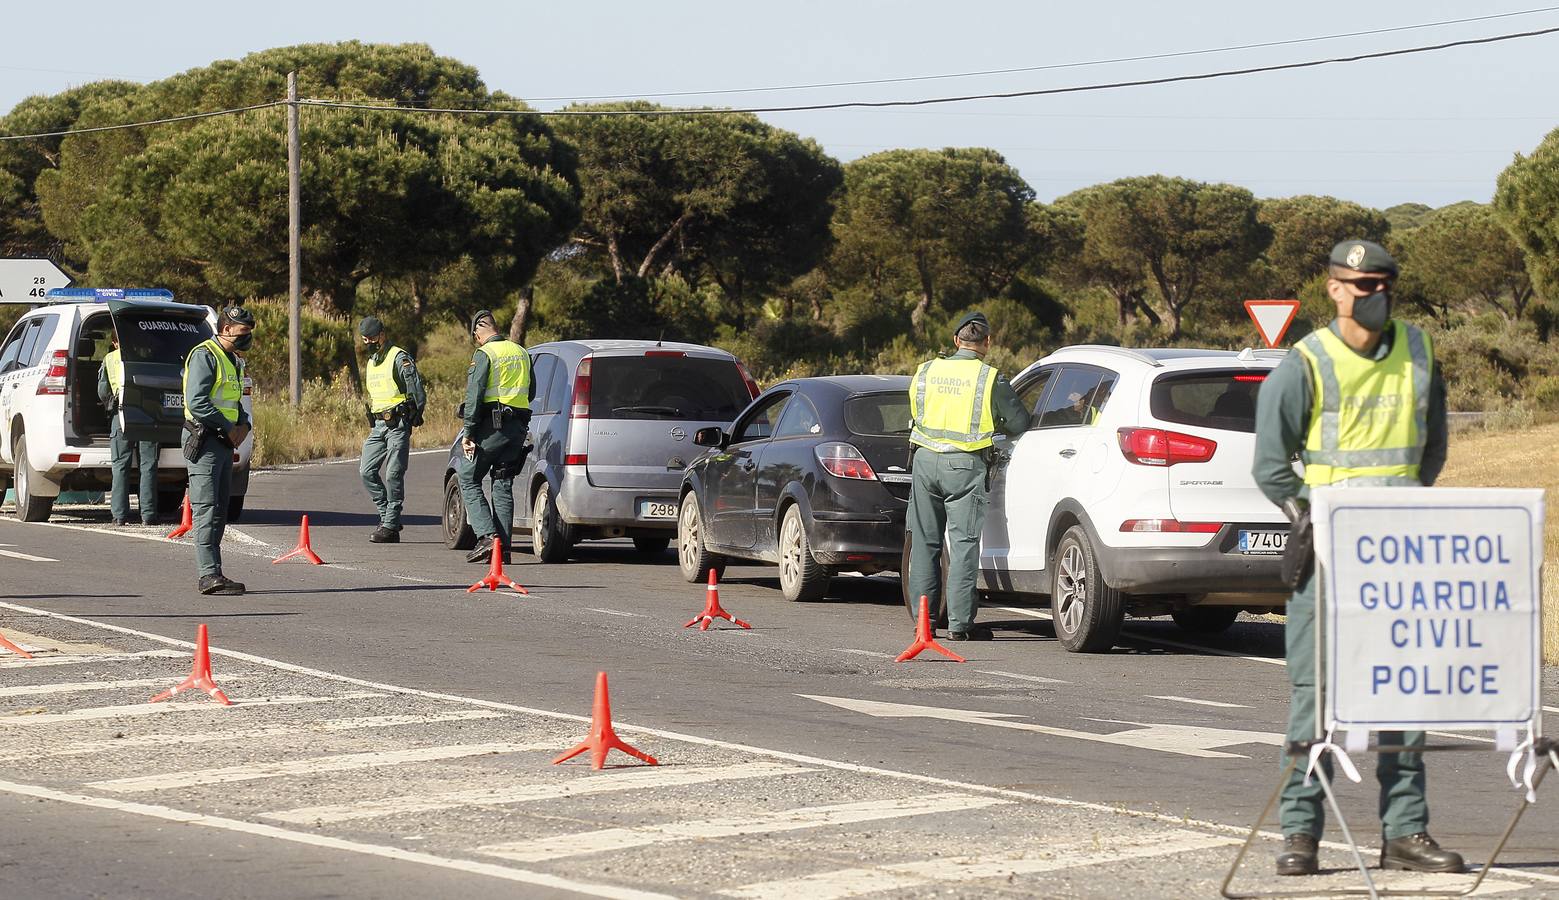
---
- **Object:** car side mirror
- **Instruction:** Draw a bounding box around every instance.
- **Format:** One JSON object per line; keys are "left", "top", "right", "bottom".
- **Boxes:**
{"left": 693, "top": 426, "right": 725, "bottom": 447}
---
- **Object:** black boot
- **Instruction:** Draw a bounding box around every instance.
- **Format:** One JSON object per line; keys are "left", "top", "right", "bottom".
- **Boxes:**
{"left": 466, "top": 540, "right": 493, "bottom": 564}
{"left": 1275, "top": 834, "right": 1319, "bottom": 876}
{"left": 198, "top": 575, "right": 245, "bottom": 596}
{"left": 369, "top": 526, "right": 399, "bottom": 543}
{"left": 1381, "top": 833, "right": 1464, "bottom": 873}
{"left": 947, "top": 624, "right": 993, "bottom": 641}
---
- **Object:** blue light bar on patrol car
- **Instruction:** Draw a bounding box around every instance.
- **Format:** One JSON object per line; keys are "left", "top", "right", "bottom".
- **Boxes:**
{"left": 45, "top": 287, "right": 175, "bottom": 302}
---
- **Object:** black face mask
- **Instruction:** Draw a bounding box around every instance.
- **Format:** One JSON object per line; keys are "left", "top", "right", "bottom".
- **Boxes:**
{"left": 1350, "top": 290, "right": 1392, "bottom": 332}
{"left": 229, "top": 332, "right": 254, "bottom": 353}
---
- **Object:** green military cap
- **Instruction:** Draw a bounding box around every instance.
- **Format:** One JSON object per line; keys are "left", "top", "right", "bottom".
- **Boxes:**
{"left": 470, "top": 308, "right": 496, "bottom": 334}
{"left": 1329, "top": 240, "right": 1398, "bottom": 276}
{"left": 357, "top": 316, "right": 384, "bottom": 338}
{"left": 953, "top": 311, "right": 990, "bottom": 335}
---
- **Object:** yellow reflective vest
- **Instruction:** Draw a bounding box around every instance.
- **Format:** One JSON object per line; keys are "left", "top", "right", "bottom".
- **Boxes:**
{"left": 1296, "top": 320, "right": 1432, "bottom": 487}
{"left": 365, "top": 345, "right": 410, "bottom": 413}
{"left": 479, "top": 339, "right": 531, "bottom": 410}
{"left": 183, "top": 338, "right": 242, "bottom": 425}
{"left": 909, "top": 357, "right": 999, "bottom": 453}
{"left": 104, "top": 348, "right": 123, "bottom": 396}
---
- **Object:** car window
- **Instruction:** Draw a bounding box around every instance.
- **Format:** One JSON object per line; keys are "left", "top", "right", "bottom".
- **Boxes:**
{"left": 844, "top": 392, "right": 912, "bottom": 437}
{"left": 0, "top": 320, "right": 33, "bottom": 374}
{"left": 546, "top": 357, "right": 571, "bottom": 414}
{"left": 1151, "top": 371, "right": 1264, "bottom": 434}
{"left": 114, "top": 309, "right": 212, "bottom": 364}
{"left": 529, "top": 353, "right": 560, "bottom": 414}
{"left": 24, "top": 314, "right": 59, "bottom": 367}
{"left": 12, "top": 320, "right": 41, "bottom": 372}
{"left": 1016, "top": 367, "right": 1056, "bottom": 428}
{"left": 773, "top": 394, "right": 822, "bottom": 439}
{"left": 1035, "top": 366, "right": 1118, "bottom": 429}
{"left": 731, "top": 390, "right": 792, "bottom": 444}
{"left": 589, "top": 354, "right": 751, "bottom": 421}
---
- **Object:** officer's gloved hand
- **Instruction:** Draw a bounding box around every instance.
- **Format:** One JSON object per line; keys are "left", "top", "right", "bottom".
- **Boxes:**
{"left": 1279, "top": 496, "right": 1309, "bottom": 524}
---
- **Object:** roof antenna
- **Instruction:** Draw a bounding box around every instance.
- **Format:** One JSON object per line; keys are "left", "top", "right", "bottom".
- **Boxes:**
{"left": 656, "top": 330, "right": 664, "bottom": 347}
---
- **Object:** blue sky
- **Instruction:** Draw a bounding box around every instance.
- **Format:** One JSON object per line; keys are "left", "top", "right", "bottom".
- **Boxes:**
{"left": 4, "top": 1, "right": 1557, "bottom": 209}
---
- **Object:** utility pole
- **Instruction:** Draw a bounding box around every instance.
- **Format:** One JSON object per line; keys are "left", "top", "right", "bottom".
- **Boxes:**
{"left": 286, "top": 71, "right": 302, "bottom": 407}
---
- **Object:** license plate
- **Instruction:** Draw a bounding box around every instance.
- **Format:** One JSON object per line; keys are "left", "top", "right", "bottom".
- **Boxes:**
{"left": 162, "top": 392, "right": 183, "bottom": 410}
{"left": 1239, "top": 530, "right": 1287, "bottom": 555}
{"left": 639, "top": 500, "right": 678, "bottom": 520}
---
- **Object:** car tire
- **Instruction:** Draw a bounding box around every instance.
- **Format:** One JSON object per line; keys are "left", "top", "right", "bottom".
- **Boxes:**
{"left": 898, "top": 529, "right": 950, "bottom": 629}
{"left": 226, "top": 494, "right": 245, "bottom": 523}
{"left": 13, "top": 434, "right": 55, "bottom": 523}
{"left": 632, "top": 537, "right": 671, "bottom": 555}
{"left": 531, "top": 481, "right": 572, "bottom": 563}
{"left": 778, "top": 504, "right": 830, "bottom": 602}
{"left": 443, "top": 476, "right": 476, "bottom": 551}
{"left": 1051, "top": 525, "right": 1124, "bottom": 652}
{"left": 677, "top": 491, "right": 726, "bottom": 583}
{"left": 1170, "top": 606, "right": 1239, "bottom": 635}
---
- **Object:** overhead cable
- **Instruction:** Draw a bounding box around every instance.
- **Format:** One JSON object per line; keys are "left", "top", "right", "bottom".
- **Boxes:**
{"left": 0, "top": 101, "right": 283, "bottom": 141}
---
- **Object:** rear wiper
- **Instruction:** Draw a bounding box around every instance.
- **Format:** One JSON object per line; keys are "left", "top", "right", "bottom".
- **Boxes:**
{"left": 612, "top": 405, "right": 680, "bottom": 417}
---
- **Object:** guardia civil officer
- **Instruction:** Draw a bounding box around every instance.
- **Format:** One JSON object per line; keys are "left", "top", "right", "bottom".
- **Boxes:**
{"left": 458, "top": 309, "right": 533, "bottom": 564}
{"left": 182, "top": 306, "right": 254, "bottom": 596}
{"left": 358, "top": 317, "right": 426, "bottom": 543}
{"left": 98, "top": 331, "right": 160, "bottom": 526}
{"left": 905, "top": 312, "right": 1030, "bottom": 640}
{"left": 1252, "top": 240, "right": 1461, "bottom": 876}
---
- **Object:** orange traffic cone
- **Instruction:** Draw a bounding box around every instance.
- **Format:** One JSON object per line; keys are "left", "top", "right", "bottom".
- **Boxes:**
{"left": 273, "top": 514, "right": 325, "bottom": 565}
{"left": 165, "top": 493, "right": 193, "bottom": 539}
{"left": 684, "top": 569, "right": 749, "bottom": 631}
{"left": 149, "top": 623, "right": 233, "bottom": 705}
{"left": 895, "top": 595, "right": 966, "bottom": 663}
{"left": 0, "top": 633, "right": 34, "bottom": 660}
{"left": 467, "top": 536, "right": 527, "bottom": 594}
{"left": 552, "top": 671, "right": 657, "bottom": 770}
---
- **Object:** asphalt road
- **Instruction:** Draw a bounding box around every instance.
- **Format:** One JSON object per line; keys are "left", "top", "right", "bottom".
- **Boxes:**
{"left": 0, "top": 450, "right": 1555, "bottom": 899}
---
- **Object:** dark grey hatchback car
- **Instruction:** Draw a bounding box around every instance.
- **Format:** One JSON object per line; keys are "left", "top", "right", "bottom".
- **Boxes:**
{"left": 676, "top": 375, "right": 912, "bottom": 602}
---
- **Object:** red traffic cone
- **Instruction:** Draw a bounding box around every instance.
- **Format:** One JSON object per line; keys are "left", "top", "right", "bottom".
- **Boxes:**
{"left": 684, "top": 569, "right": 749, "bottom": 631}
{"left": 552, "top": 671, "right": 658, "bottom": 770}
{"left": 149, "top": 624, "right": 233, "bottom": 705}
{"left": 0, "top": 633, "right": 34, "bottom": 660}
{"left": 273, "top": 514, "right": 325, "bottom": 565}
{"left": 165, "top": 493, "right": 193, "bottom": 539}
{"left": 467, "top": 536, "right": 527, "bottom": 594}
{"left": 895, "top": 595, "right": 966, "bottom": 663}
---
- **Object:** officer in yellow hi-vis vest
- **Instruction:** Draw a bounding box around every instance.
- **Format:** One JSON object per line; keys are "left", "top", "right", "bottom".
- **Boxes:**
{"left": 1253, "top": 240, "right": 1460, "bottom": 878}
{"left": 357, "top": 317, "right": 426, "bottom": 544}
{"left": 906, "top": 311, "right": 1030, "bottom": 640}
{"left": 182, "top": 306, "right": 254, "bottom": 596}
{"left": 97, "top": 332, "right": 160, "bottom": 526}
{"left": 458, "top": 309, "right": 534, "bottom": 564}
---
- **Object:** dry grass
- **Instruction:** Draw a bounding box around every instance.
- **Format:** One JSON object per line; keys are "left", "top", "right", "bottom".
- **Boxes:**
{"left": 1436, "top": 422, "right": 1559, "bottom": 665}
{"left": 250, "top": 380, "right": 463, "bottom": 467}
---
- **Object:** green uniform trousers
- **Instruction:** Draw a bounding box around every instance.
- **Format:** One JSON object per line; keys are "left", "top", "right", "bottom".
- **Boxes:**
{"left": 109, "top": 419, "right": 159, "bottom": 524}
{"left": 458, "top": 417, "right": 528, "bottom": 553}
{"left": 186, "top": 434, "right": 234, "bottom": 579}
{"left": 360, "top": 419, "right": 411, "bottom": 531}
{"left": 906, "top": 446, "right": 988, "bottom": 633}
{"left": 1281, "top": 573, "right": 1428, "bottom": 839}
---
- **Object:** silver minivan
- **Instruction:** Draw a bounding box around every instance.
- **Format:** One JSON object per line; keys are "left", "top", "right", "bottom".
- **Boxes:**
{"left": 444, "top": 339, "right": 758, "bottom": 562}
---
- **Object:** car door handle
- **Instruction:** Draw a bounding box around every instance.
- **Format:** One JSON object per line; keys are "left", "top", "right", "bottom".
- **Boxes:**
{"left": 740, "top": 461, "right": 756, "bottom": 472}
{"left": 1059, "top": 448, "right": 1076, "bottom": 459}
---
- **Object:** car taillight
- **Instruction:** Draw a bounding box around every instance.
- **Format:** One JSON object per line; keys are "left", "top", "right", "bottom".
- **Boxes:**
{"left": 736, "top": 362, "right": 759, "bottom": 399}
{"left": 36, "top": 349, "right": 68, "bottom": 395}
{"left": 1120, "top": 519, "right": 1223, "bottom": 533}
{"left": 1116, "top": 427, "right": 1217, "bottom": 466}
{"left": 242, "top": 376, "right": 253, "bottom": 397}
{"left": 565, "top": 454, "right": 588, "bottom": 466}
{"left": 57, "top": 453, "right": 80, "bottom": 463}
{"left": 570, "top": 357, "right": 592, "bottom": 419}
{"left": 815, "top": 442, "right": 876, "bottom": 480}
{"left": 1233, "top": 373, "right": 1267, "bottom": 382}
{"left": 644, "top": 349, "right": 685, "bottom": 358}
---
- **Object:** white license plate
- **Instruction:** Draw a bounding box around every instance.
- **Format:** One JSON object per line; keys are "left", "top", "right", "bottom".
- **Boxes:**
{"left": 1239, "top": 530, "right": 1287, "bottom": 555}
{"left": 639, "top": 500, "right": 678, "bottom": 520}
{"left": 162, "top": 392, "right": 183, "bottom": 410}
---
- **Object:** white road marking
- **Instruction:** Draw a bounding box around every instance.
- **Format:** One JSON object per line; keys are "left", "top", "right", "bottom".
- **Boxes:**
{"left": 18, "top": 519, "right": 185, "bottom": 545}
{"left": 805, "top": 695, "right": 1281, "bottom": 759}
{"left": 480, "top": 793, "right": 1008, "bottom": 863}
{"left": 88, "top": 741, "right": 554, "bottom": 793}
{"left": 978, "top": 669, "right": 1068, "bottom": 685}
{"left": 0, "top": 693, "right": 382, "bottom": 725}
{"left": 2, "top": 601, "right": 1553, "bottom": 889}
{"left": 0, "top": 711, "right": 506, "bottom": 762}
{"left": 719, "top": 830, "right": 1239, "bottom": 899}
{"left": 264, "top": 761, "right": 814, "bottom": 825}
{"left": 830, "top": 648, "right": 894, "bottom": 659}
{"left": 988, "top": 604, "right": 1287, "bottom": 666}
{"left": 0, "top": 649, "right": 187, "bottom": 669}
{"left": 1149, "top": 695, "right": 1250, "bottom": 709}
{"left": 0, "top": 675, "right": 250, "bottom": 698}
{"left": 586, "top": 607, "right": 648, "bottom": 618}
{"left": 0, "top": 547, "right": 55, "bottom": 562}
{"left": 1369, "top": 872, "right": 1526, "bottom": 895}
{"left": 1545, "top": 705, "right": 1559, "bottom": 715}
{"left": 0, "top": 778, "right": 676, "bottom": 900}
{"left": 391, "top": 574, "right": 435, "bottom": 583}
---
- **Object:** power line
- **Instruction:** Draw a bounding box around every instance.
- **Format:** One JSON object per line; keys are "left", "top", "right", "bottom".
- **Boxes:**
{"left": 519, "top": 5, "right": 1559, "bottom": 102}
{"left": 0, "top": 101, "right": 282, "bottom": 141}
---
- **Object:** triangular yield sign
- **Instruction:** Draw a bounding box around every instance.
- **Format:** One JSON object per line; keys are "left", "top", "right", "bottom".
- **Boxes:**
{"left": 1243, "top": 300, "right": 1301, "bottom": 348}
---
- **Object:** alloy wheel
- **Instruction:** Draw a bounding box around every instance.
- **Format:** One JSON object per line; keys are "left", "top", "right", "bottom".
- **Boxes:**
{"left": 679, "top": 497, "right": 701, "bottom": 573}
{"left": 1055, "top": 542, "right": 1088, "bottom": 636}
{"left": 779, "top": 512, "right": 803, "bottom": 591}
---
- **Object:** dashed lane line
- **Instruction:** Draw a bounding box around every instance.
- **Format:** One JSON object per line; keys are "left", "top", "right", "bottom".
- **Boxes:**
{"left": 0, "top": 778, "right": 678, "bottom": 900}
{"left": 0, "top": 711, "right": 506, "bottom": 762}
{"left": 718, "top": 830, "right": 1241, "bottom": 900}
{"left": 585, "top": 607, "right": 649, "bottom": 618}
{"left": 0, "top": 692, "right": 384, "bottom": 725}
{"left": 0, "top": 649, "right": 187, "bottom": 669}
{"left": 830, "top": 648, "right": 895, "bottom": 659}
{"left": 0, "top": 675, "right": 252, "bottom": 698}
{"left": 479, "top": 793, "right": 1010, "bottom": 864}
{"left": 979, "top": 669, "right": 1068, "bottom": 685}
{"left": 87, "top": 741, "right": 558, "bottom": 793}
{"left": 3, "top": 600, "right": 1555, "bottom": 891}
{"left": 264, "top": 761, "right": 815, "bottom": 825}
{"left": 1149, "top": 695, "right": 1251, "bottom": 709}
{"left": 0, "top": 547, "right": 56, "bottom": 562}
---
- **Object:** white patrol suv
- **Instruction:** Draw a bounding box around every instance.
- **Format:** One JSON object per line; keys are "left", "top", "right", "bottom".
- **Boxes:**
{"left": 0, "top": 288, "right": 254, "bottom": 523}
{"left": 903, "top": 345, "right": 1291, "bottom": 652}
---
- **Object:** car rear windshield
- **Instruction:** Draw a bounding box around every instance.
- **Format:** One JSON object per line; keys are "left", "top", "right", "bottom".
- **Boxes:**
{"left": 116, "top": 311, "right": 212, "bottom": 364}
{"left": 1150, "top": 371, "right": 1265, "bottom": 434}
{"left": 589, "top": 354, "right": 752, "bottom": 421}
{"left": 844, "top": 392, "right": 912, "bottom": 436}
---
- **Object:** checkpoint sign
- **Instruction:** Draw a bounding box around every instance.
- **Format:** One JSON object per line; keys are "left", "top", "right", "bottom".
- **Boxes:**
{"left": 1314, "top": 487, "right": 1544, "bottom": 731}
{"left": 1244, "top": 299, "right": 1300, "bottom": 348}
